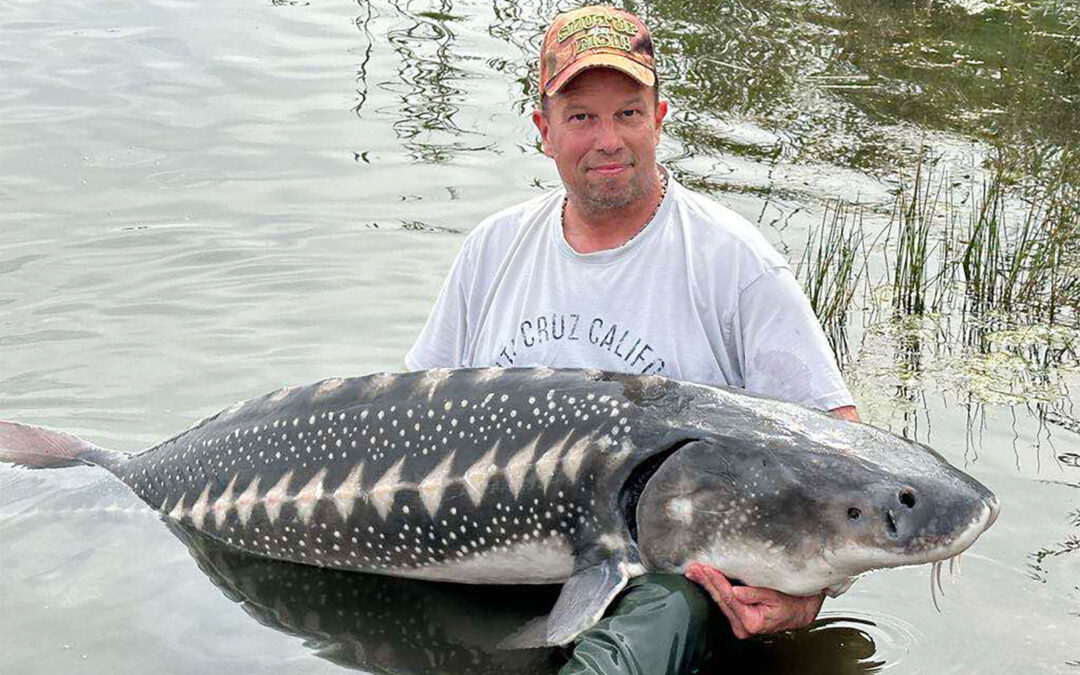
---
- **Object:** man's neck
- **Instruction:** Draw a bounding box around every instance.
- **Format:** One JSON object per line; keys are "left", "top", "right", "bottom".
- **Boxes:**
{"left": 562, "top": 169, "right": 664, "bottom": 254}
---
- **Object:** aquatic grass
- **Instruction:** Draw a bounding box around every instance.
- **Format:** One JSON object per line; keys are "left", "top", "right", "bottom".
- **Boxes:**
{"left": 960, "top": 148, "right": 1080, "bottom": 332}
{"left": 797, "top": 199, "right": 868, "bottom": 358}
{"left": 840, "top": 144, "right": 1079, "bottom": 425}
{"left": 886, "top": 155, "right": 947, "bottom": 318}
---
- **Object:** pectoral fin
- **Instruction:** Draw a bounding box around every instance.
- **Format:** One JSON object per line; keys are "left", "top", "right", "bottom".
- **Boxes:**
{"left": 499, "top": 557, "right": 632, "bottom": 649}
{"left": 826, "top": 577, "right": 857, "bottom": 597}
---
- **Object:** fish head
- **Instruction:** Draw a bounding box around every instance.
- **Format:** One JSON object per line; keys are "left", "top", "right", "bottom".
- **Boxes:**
{"left": 634, "top": 429, "right": 999, "bottom": 596}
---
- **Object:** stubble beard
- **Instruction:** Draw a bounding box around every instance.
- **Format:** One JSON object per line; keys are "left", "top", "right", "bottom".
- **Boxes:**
{"left": 568, "top": 163, "right": 657, "bottom": 220}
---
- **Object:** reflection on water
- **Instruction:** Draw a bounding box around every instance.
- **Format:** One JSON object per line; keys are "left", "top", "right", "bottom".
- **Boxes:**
{"left": 169, "top": 520, "right": 886, "bottom": 674}
{"left": 169, "top": 522, "right": 560, "bottom": 673}
{"left": 710, "top": 615, "right": 884, "bottom": 675}
{"left": 379, "top": 0, "right": 499, "bottom": 162}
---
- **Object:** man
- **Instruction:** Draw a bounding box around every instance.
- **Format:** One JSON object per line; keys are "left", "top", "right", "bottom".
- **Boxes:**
{"left": 407, "top": 6, "right": 859, "bottom": 673}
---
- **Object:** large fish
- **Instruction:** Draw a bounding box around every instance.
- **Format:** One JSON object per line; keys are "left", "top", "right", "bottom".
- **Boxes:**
{"left": 0, "top": 368, "right": 999, "bottom": 647}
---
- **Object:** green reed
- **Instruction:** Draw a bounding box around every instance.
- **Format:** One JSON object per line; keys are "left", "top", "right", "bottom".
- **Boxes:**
{"left": 887, "top": 156, "right": 944, "bottom": 317}
{"left": 961, "top": 149, "right": 1080, "bottom": 330}
{"left": 797, "top": 199, "right": 867, "bottom": 357}
{"left": 799, "top": 144, "right": 1078, "bottom": 413}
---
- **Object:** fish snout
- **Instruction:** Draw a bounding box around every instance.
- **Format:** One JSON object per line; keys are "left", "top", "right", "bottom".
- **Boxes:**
{"left": 841, "top": 485, "right": 926, "bottom": 544}
{"left": 879, "top": 486, "right": 921, "bottom": 541}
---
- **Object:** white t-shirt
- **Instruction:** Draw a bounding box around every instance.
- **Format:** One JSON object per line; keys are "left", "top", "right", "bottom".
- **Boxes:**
{"left": 406, "top": 176, "right": 854, "bottom": 412}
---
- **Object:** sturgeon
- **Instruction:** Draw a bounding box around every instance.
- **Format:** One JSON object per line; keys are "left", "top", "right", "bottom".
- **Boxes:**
{"left": 0, "top": 368, "right": 999, "bottom": 647}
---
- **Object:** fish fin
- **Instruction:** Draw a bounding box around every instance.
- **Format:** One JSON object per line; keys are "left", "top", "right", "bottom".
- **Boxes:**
{"left": 826, "top": 577, "right": 857, "bottom": 597}
{"left": 499, "top": 557, "right": 630, "bottom": 649}
{"left": 0, "top": 421, "right": 126, "bottom": 472}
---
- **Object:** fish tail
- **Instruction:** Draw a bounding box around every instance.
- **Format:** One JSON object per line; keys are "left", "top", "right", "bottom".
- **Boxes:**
{"left": 0, "top": 421, "right": 129, "bottom": 473}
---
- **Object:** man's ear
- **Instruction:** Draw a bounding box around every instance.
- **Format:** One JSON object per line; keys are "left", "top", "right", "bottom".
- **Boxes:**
{"left": 532, "top": 109, "right": 554, "bottom": 158}
{"left": 653, "top": 99, "right": 668, "bottom": 145}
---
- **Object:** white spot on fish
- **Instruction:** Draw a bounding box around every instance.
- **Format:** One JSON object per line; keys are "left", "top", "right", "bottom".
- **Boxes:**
{"left": 367, "top": 372, "right": 398, "bottom": 395}
{"left": 666, "top": 497, "right": 693, "bottom": 523}
{"left": 419, "top": 368, "right": 452, "bottom": 401}
{"left": 473, "top": 367, "right": 503, "bottom": 383}
{"left": 168, "top": 493, "right": 187, "bottom": 521}
{"left": 236, "top": 476, "right": 262, "bottom": 526}
{"left": 262, "top": 472, "right": 291, "bottom": 524}
{"left": 223, "top": 401, "right": 245, "bottom": 417}
{"left": 295, "top": 468, "right": 327, "bottom": 524}
{"left": 504, "top": 435, "right": 540, "bottom": 499}
{"left": 333, "top": 462, "right": 366, "bottom": 520}
{"left": 213, "top": 474, "right": 238, "bottom": 528}
{"left": 189, "top": 482, "right": 213, "bottom": 530}
{"left": 269, "top": 386, "right": 295, "bottom": 402}
{"left": 314, "top": 378, "right": 344, "bottom": 398}
{"left": 371, "top": 457, "right": 406, "bottom": 520}
{"left": 463, "top": 442, "right": 500, "bottom": 506}
{"left": 535, "top": 432, "right": 570, "bottom": 492}
{"left": 419, "top": 451, "right": 456, "bottom": 517}
{"left": 561, "top": 433, "right": 592, "bottom": 483}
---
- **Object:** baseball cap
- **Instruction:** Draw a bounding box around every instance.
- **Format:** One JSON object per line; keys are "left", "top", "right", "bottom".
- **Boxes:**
{"left": 538, "top": 6, "right": 656, "bottom": 97}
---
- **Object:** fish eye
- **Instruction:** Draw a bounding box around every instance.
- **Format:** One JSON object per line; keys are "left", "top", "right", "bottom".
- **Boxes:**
{"left": 899, "top": 490, "right": 916, "bottom": 508}
{"left": 847, "top": 507, "right": 861, "bottom": 520}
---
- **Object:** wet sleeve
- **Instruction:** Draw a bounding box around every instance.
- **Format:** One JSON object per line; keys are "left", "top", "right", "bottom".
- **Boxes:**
{"left": 558, "top": 574, "right": 716, "bottom": 675}
{"left": 404, "top": 241, "right": 473, "bottom": 370}
{"left": 735, "top": 266, "right": 854, "bottom": 412}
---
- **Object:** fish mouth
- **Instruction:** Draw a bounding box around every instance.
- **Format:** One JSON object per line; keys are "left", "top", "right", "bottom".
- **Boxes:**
{"left": 902, "top": 497, "right": 1000, "bottom": 566}
{"left": 927, "top": 498, "right": 998, "bottom": 610}
{"left": 826, "top": 495, "right": 1000, "bottom": 578}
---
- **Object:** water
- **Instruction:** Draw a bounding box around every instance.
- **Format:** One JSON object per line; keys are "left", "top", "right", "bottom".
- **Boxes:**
{"left": 1, "top": 0, "right": 1077, "bottom": 672}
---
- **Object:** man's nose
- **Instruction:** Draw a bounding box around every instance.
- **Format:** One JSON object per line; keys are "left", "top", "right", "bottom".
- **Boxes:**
{"left": 593, "top": 117, "right": 624, "bottom": 154}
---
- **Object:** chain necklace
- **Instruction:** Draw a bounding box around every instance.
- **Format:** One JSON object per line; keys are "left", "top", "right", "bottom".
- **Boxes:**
{"left": 561, "top": 167, "right": 669, "bottom": 248}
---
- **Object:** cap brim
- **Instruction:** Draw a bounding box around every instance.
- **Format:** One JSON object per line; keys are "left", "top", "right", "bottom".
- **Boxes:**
{"left": 545, "top": 51, "right": 655, "bottom": 96}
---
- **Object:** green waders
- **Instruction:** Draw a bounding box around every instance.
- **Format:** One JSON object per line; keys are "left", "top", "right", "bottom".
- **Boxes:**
{"left": 558, "top": 574, "right": 729, "bottom": 675}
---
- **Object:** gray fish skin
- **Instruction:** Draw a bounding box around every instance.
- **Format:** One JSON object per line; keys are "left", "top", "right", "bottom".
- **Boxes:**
{"left": 635, "top": 386, "right": 1000, "bottom": 596}
{"left": 118, "top": 368, "right": 681, "bottom": 582}
{"left": 0, "top": 367, "right": 1000, "bottom": 647}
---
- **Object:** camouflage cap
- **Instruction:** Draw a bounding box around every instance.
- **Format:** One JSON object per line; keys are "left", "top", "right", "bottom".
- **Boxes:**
{"left": 538, "top": 6, "right": 656, "bottom": 97}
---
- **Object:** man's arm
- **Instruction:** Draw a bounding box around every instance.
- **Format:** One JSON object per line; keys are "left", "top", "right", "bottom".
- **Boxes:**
{"left": 735, "top": 266, "right": 855, "bottom": 412}
{"left": 830, "top": 405, "right": 860, "bottom": 422}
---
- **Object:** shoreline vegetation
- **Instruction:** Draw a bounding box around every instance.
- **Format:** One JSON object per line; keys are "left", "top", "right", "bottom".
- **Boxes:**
{"left": 797, "top": 145, "right": 1079, "bottom": 440}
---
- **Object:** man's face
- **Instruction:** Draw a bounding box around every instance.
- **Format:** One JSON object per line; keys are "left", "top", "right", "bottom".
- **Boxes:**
{"left": 532, "top": 69, "right": 668, "bottom": 214}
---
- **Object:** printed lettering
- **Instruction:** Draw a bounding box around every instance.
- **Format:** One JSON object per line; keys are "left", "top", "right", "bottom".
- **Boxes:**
{"left": 520, "top": 320, "right": 535, "bottom": 348}
{"left": 599, "top": 325, "right": 617, "bottom": 350}
{"left": 488, "top": 312, "right": 666, "bottom": 376}
{"left": 613, "top": 330, "right": 631, "bottom": 358}
{"left": 568, "top": 313, "right": 581, "bottom": 340}
{"left": 574, "top": 32, "right": 631, "bottom": 53}
{"left": 557, "top": 14, "right": 637, "bottom": 42}
{"left": 551, "top": 314, "right": 565, "bottom": 340}
{"left": 642, "top": 358, "right": 666, "bottom": 374}
{"left": 536, "top": 315, "right": 550, "bottom": 343}
{"left": 589, "top": 317, "right": 604, "bottom": 345}
{"left": 631, "top": 344, "right": 652, "bottom": 368}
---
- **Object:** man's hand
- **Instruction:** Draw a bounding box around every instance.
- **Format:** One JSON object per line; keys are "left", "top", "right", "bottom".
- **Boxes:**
{"left": 684, "top": 563, "right": 824, "bottom": 639}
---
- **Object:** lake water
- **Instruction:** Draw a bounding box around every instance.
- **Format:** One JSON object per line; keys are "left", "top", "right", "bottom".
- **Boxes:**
{"left": 1, "top": 0, "right": 1077, "bottom": 673}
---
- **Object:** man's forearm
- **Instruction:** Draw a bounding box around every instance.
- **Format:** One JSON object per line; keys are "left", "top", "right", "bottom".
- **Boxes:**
{"left": 830, "top": 405, "right": 859, "bottom": 422}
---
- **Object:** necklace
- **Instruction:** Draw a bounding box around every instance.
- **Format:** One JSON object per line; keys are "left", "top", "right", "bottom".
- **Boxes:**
{"left": 561, "top": 167, "right": 669, "bottom": 248}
